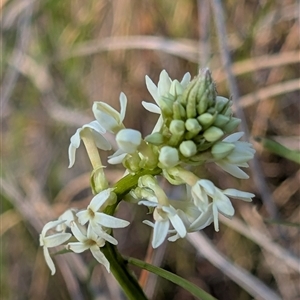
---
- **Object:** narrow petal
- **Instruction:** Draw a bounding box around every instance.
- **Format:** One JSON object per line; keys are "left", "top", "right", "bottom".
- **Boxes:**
{"left": 212, "top": 204, "right": 220, "bottom": 232}
{"left": 145, "top": 75, "right": 159, "bottom": 103}
{"left": 119, "top": 92, "right": 127, "bottom": 122}
{"left": 90, "top": 245, "right": 110, "bottom": 272}
{"left": 198, "top": 180, "right": 216, "bottom": 196}
{"left": 223, "top": 189, "right": 254, "bottom": 202}
{"left": 68, "top": 144, "right": 77, "bottom": 168}
{"left": 180, "top": 72, "right": 191, "bottom": 88}
{"left": 89, "top": 189, "right": 111, "bottom": 211}
{"left": 91, "top": 130, "right": 111, "bottom": 151}
{"left": 76, "top": 210, "right": 90, "bottom": 225}
{"left": 70, "top": 221, "right": 87, "bottom": 242}
{"left": 92, "top": 226, "right": 118, "bottom": 245}
{"left": 169, "top": 214, "right": 186, "bottom": 238}
{"left": 141, "top": 101, "right": 161, "bottom": 114}
{"left": 152, "top": 220, "right": 169, "bottom": 248}
{"left": 43, "top": 246, "right": 56, "bottom": 275}
{"left": 189, "top": 204, "right": 214, "bottom": 231}
{"left": 44, "top": 233, "right": 72, "bottom": 247}
{"left": 216, "top": 161, "right": 249, "bottom": 179}
{"left": 108, "top": 149, "right": 127, "bottom": 165}
{"left": 67, "top": 242, "right": 90, "bottom": 253}
{"left": 158, "top": 70, "right": 171, "bottom": 96}
{"left": 41, "top": 220, "right": 67, "bottom": 237}
{"left": 142, "top": 220, "right": 155, "bottom": 228}
{"left": 223, "top": 132, "right": 244, "bottom": 143}
{"left": 84, "top": 120, "right": 106, "bottom": 134}
{"left": 94, "top": 213, "right": 130, "bottom": 228}
{"left": 214, "top": 194, "right": 235, "bottom": 218}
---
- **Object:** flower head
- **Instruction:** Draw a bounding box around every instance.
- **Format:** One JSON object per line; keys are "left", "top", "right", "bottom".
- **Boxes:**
{"left": 76, "top": 189, "right": 130, "bottom": 245}
{"left": 212, "top": 132, "right": 256, "bottom": 179}
{"left": 192, "top": 179, "right": 254, "bottom": 231}
{"left": 40, "top": 220, "right": 72, "bottom": 275}
{"left": 67, "top": 221, "right": 110, "bottom": 272}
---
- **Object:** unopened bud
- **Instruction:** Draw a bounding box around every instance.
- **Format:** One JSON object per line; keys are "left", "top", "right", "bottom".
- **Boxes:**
{"left": 203, "top": 126, "right": 224, "bottom": 142}
{"left": 179, "top": 141, "right": 197, "bottom": 157}
{"left": 145, "top": 132, "right": 164, "bottom": 145}
{"left": 214, "top": 114, "right": 230, "bottom": 127}
{"left": 223, "top": 117, "right": 241, "bottom": 133}
{"left": 197, "top": 113, "right": 214, "bottom": 126}
{"left": 169, "top": 120, "right": 185, "bottom": 135}
{"left": 116, "top": 129, "right": 142, "bottom": 153}
{"left": 185, "top": 118, "right": 202, "bottom": 134}
{"left": 159, "top": 146, "right": 179, "bottom": 168}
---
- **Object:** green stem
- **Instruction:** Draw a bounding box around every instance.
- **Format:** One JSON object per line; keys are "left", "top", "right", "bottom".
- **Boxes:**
{"left": 101, "top": 167, "right": 161, "bottom": 299}
{"left": 101, "top": 243, "right": 148, "bottom": 300}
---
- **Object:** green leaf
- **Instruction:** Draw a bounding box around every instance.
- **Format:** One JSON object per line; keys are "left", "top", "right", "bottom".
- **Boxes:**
{"left": 255, "top": 136, "right": 300, "bottom": 164}
{"left": 264, "top": 219, "right": 300, "bottom": 227}
{"left": 126, "top": 256, "right": 217, "bottom": 300}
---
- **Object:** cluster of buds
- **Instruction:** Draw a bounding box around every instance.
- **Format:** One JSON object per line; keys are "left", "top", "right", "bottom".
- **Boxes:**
{"left": 40, "top": 68, "right": 255, "bottom": 274}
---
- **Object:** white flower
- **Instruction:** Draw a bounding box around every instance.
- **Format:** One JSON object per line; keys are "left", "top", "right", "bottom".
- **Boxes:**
{"left": 67, "top": 221, "right": 110, "bottom": 273}
{"left": 139, "top": 199, "right": 187, "bottom": 248}
{"left": 159, "top": 146, "right": 179, "bottom": 168}
{"left": 143, "top": 70, "right": 191, "bottom": 132}
{"left": 39, "top": 220, "right": 72, "bottom": 275}
{"left": 76, "top": 189, "right": 130, "bottom": 245}
{"left": 92, "top": 92, "right": 127, "bottom": 134}
{"left": 213, "top": 132, "right": 256, "bottom": 179}
{"left": 192, "top": 179, "right": 254, "bottom": 231}
{"left": 56, "top": 208, "right": 78, "bottom": 232}
{"left": 68, "top": 121, "right": 111, "bottom": 168}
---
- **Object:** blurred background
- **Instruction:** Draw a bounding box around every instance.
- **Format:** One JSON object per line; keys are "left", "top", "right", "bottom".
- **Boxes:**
{"left": 1, "top": 0, "right": 299, "bottom": 299}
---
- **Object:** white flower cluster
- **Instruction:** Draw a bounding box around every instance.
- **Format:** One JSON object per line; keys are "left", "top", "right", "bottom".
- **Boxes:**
{"left": 40, "top": 190, "right": 129, "bottom": 274}
{"left": 40, "top": 69, "right": 256, "bottom": 274}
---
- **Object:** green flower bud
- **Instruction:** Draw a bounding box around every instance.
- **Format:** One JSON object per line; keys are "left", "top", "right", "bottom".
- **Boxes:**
{"left": 90, "top": 167, "right": 109, "bottom": 194}
{"left": 197, "top": 113, "right": 214, "bottom": 126}
{"left": 145, "top": 132, "right": 164, "bottom": 145}
{"left": 179, "top": 140, "right": 197, "bottom": 157}
{"left": 170, "top": 120, "right": 185, "bottom": 135}
{"left": 158, "top": 95, "right": 174, "bottom": 117}
{"left": 223, "top": 117, "right": 241, "bottom": 133}
{"left": 172, "top": 102, "right": 186, "bottom": 120}
{"left": 159, "top": 146, "right": 179, "bottom": 168}
{"left": 203, "top": 126, "right": 224, "bottom": 142}
{"left": 213, "top": 114, "right": 230, "bottom": 127}
{"left": 185, "top": 118, "right": 202, "bottom": 134}
{"left": 215, "top": 96, "right": 230, "bottom": 113}
{"left": 170, "top": 79, "right": 184, "bottom": 97}
{"left": 211, "top": 142, "right": 235, "bottom": 159}
{"left": 123, "top": 152, "right": 142, "bottom": 172}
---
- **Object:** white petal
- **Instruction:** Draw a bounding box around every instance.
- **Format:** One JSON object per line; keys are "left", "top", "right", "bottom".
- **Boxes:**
{"left": 91, "top": 130, "right": 111, "bottom": 150}
{"left": 151, "top": 115, "right": 164, "bottom": 133}
{"left": 89, "top": 189, "right": 111, "bottom": 211}
{"left": 68, "top": 144, "right": 77, "bottom": 168}
{"left": 84, "top": 120, "right": 106, "bottom": 134}
{"left": 141, "top": 101, "right": 161, "bottom": 114}
{"left": 198, "top": 180, "right": 216, "bottom": 196}
{"left": 108, "top": 149, "right": 127, "bottom": 165}
{"left": 158, "top": 70, "right": 171, "bottom": 96}
{"left": 213, "top": 204, "right": 219, "bottom": 232}
{"left": 216, "top": 161, "right": 249, "bottom": 179}
{"left": 90, "top": 245, "right": 110, "bottom": 273}
{"left": 138, "top": 200, "right": 158, "bottom": 207}
{"left": 142, "top": 220, "right": 155, "bottom": 228}
{"left": 76, "top": 210, "right": 90, "bottom": 225}
{"left": 92, "top": 226, "right": 118, "bottom": 245}
{"left": 152, "top": 220, "right": 169, "bottom": 248}
{"left": 180, "top": 72, "right": 191, "bottom": 88}
{"left": 119, "top": 92, "right": 127, "bottom": 122}
{"left": 169, "top": 214, "right": 186, "bottom": 238}
{"left": 189, "top": 204, "right": 214, "bottom": 231}
{"left": 70, "top": 221, "right": 87, "bottom": 242}
{"left": 67, "top": 242, "right": 90, "bottom": 253}
{"left": 41, "top": 220, "right": 67, "bottom": 237}
{"left": 214, "top": 194, "right": 235, "bottom": 218}
{"left": 116, "top": 129, "right": 142, "bottom": 153}
{"left": 145, "top": 75, "right": 159, "bottom": 103}
{"left": 94, "top": 213, "right": 130, "bottom": 228}
{"left": 223, "top": 132, "right": 244, "bottom": 143}
{"left": 223, "top": 189, "right": 254, "bottom": 202}
{"left": 43, "top": 246, "right": 56, "bottom": 275}
{"left": 168, "top": 233, "right": 180, "bottom": 242}
{"left": 43, "top": 233, "right": 72, "bottom": 247}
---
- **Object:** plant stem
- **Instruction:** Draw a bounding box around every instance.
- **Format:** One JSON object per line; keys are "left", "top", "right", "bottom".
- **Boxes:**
{"left": 101, "top": 243, "right": 148, "bottom": 300}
